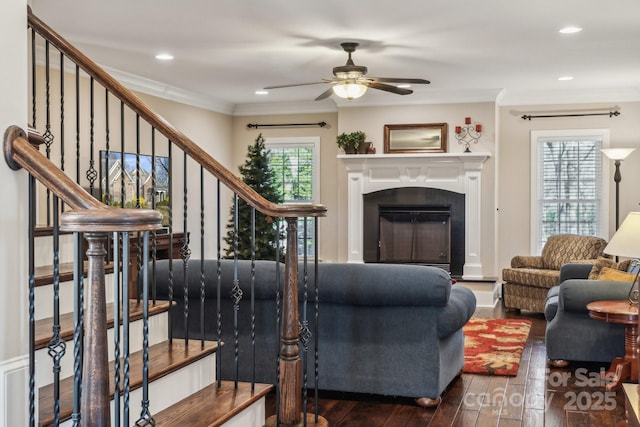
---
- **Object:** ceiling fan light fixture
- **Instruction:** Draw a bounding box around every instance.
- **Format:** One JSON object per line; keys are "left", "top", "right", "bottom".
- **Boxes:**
{"left": 332, "top": 82, "right": 367, "bottom": 100}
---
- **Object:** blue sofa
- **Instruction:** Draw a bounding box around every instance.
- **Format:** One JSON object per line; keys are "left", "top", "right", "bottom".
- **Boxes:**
{"left": 152, "top": 259, "right": 476, "bottom": 405}
{"left": 545, "top": 263, "right": 627, "bottom": 365}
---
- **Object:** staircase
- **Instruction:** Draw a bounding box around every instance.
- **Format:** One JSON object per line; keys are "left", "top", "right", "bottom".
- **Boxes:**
{"left": 7, "top": 7, "right": 327, "bottom": 427}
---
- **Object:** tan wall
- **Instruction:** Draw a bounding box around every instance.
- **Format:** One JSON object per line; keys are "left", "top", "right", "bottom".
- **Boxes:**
{"left": 231, "top": 113, "right": 340, "bottom": 261}
{"left": 497, "top": 102, "right": 640, "bottom": 279}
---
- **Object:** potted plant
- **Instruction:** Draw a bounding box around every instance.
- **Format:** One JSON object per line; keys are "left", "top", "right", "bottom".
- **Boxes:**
{"left": 336, "top": 131, "right": 366, "bottom": 154}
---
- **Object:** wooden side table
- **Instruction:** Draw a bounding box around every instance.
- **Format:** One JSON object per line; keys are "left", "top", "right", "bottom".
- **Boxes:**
{"left": 586, "top": 300, "right": 639, "bottom": 391}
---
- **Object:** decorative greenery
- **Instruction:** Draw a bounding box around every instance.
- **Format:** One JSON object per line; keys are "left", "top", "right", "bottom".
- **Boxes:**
{"left": 224, "top": 134, "right": 284, "bottom": 260}
{"left": 336, "top": 131, "right": 366, "bottom": 153}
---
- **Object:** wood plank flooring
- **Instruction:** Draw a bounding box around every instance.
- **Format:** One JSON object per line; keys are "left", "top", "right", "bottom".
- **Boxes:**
{"left": 266, "top": 304, "right": 631, "bottom": 426}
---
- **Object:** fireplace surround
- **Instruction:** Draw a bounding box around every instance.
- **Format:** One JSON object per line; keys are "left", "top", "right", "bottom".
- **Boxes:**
{"left": 339, "top": 152, "right": 490, "bottom": 280}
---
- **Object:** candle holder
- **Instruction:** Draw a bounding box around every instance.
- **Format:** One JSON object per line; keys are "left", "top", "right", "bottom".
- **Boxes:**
{"left": 454, "top": 117, "right": 482, "bottom": 153}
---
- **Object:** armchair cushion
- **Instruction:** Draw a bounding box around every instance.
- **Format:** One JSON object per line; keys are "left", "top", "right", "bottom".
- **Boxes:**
{"left": 541, "top": 234, "right": 608, "bottom": 270}
{"left": 597, "top": 267, "right": 636, "bottom": 283}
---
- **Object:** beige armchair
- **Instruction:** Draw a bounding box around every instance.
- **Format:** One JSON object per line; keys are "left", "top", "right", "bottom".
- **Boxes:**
{"left": 502, "top": 234, "right": 608, "bottom": 312}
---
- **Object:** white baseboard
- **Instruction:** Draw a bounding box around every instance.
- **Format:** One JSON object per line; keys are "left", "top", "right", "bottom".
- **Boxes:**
{"left": 456, "top": 281, "right": 499, "bottom": 308}
{"left": 0, "top": 355, "right": 30, "bottom": 427}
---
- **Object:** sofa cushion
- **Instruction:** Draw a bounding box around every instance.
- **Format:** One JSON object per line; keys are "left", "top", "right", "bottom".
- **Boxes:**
{"left": 598, "top": 267, "right": 636, "bottom": 282}
{"left": 502, "top": 267, "right": 559, "bottom": 289}
{"left": 588, "top": 256, "right": 618, "bottom": 279}
{"left": 541, "top": 234, "right": 608, "bottom": 270}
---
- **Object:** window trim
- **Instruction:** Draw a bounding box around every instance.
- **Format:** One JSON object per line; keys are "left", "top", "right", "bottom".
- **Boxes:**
{"left": 529, "top": 128, "right": 610, "bottom": 254}
{"left": 264, "top": 136, "right": 321, "bottom": 204}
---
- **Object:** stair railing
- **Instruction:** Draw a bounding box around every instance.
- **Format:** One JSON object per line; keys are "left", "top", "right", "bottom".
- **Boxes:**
{"left": 25, "top": 6, "right": 327, "bottom": 427}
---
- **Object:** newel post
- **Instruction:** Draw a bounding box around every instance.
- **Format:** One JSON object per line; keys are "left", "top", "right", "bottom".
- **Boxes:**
{"left": 279, "top": 217, "right": 303, "bottom": 425}
{"left": 81, "top": 232, "right": 111, "bottom": 425}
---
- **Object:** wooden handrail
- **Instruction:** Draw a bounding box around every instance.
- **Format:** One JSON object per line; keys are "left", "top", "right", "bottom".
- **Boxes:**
{"left": 3, "top": 125, "right": 163, "bottom": 231}
{"left": 27, "top": 7, "right": 326, "bottom": 220}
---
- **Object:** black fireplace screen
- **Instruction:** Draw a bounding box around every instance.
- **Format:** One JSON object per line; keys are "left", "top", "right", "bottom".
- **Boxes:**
{"left": 378, "top": 208, "right": 451, "bottom": 265}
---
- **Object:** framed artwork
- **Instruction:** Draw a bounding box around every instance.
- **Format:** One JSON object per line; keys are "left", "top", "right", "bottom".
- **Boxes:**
{"left": 383, "top": 123, "right": 448, "bottom": 153}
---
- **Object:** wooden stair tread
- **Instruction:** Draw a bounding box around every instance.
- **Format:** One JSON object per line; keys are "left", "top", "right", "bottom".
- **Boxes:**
{"left": 153, "top": 380, "right": 273, "bottom": 427}
{"left": 38, "top": 340, "right": 219, "bottom": 427}
{"left": 34, "top": 300, "right": 172, "bottom": 350}
{"left": 34, "top": 261, "right": 115, "bottom": 287}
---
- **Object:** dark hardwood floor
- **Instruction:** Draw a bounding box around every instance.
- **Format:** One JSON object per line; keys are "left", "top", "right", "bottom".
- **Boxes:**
{"left": 266, "top": 302, "right": 630, "bottom": 426}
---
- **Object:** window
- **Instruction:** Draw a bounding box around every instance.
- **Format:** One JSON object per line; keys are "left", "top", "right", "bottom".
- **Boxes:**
{"left": 265, "top": 137, "right": 320, "bottom": 257}
{"left": 530, "top": 129, "right": 609, "bottom": 254}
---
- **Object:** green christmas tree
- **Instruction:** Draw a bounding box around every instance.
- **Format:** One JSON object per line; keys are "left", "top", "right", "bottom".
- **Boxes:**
{"left": 224, "top": 134, "right": 284, "bottom": 260}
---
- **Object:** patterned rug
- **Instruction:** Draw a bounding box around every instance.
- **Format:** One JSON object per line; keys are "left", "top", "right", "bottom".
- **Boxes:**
{"left": 463, "top": 317, "right": 532, "bottom": 376}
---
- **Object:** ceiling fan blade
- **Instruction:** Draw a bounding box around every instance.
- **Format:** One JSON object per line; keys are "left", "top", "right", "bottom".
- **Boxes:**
{"left": 315, "top": 87, "right": 335, "bottom": 101}
{"left": 367, "top": 77, "right": 431, "bottom": 85}
{"left": 264, "top": 81, "right": 328, "bottom": 89}
{"left": 366, "top": 81, "right": 413, "bottom": 95}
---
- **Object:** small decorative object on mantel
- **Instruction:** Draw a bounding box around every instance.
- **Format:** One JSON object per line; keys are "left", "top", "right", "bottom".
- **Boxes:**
{"left": 336, "top": 131, "right": 367, "bottom": 154}
{"left": 454, "top": 117, "right": 482, "bottom": 153}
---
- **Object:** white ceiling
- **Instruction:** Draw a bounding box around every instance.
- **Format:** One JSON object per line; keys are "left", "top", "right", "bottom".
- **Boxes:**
{"left": 30, "top": 0, "right": 640, "bottom": 114}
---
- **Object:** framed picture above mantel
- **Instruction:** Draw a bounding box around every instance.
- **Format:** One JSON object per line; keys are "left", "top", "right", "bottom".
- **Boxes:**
{"left": 383, "top": 123, "right": 448, "bottom": 154}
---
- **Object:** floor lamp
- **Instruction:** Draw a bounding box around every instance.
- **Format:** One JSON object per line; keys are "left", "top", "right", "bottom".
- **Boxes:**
{"left": 601, "top": 148, "right": 635, "bottom": 230}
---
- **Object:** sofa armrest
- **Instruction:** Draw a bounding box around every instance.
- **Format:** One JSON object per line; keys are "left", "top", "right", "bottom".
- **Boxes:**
{"left": 559, "top": 279, "right": 632, "bottom": 314}
{"left": 511, "top": 255, "right": 544, "bottom": 269}
{"left": 559, "top": 263, "right": 593, "bottom": 283}
{"left": 437, "top": 286, "right": 477, "bottom": 338}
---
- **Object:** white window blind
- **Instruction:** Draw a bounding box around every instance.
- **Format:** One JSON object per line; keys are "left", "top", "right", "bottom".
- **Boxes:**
{"left": 531, "top": 129, "right": 609, "bottom": 254}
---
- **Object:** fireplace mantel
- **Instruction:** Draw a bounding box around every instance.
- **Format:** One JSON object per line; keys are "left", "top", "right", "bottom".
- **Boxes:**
{"left": 338, "top": 152, "right": 491, "bottom": 279}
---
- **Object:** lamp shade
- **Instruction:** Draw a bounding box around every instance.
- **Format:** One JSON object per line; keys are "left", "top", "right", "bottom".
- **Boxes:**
{"left": 604, "top": 212, "right": 640, "bottom": 258}
{"left": 601, "top": 148, "right": 635, "bottom": 161}
{"left": 332, "top": 82, "right": 367, "bottom": 100}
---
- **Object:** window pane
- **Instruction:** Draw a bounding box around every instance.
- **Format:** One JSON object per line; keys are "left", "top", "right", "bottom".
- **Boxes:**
{"left": 537, "top": 137, "right": 602, "bottom": 250}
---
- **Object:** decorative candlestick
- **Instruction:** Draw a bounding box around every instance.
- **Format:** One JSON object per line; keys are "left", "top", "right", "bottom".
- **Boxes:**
{"left": 454, "top": 117, "right": 482, "bottom": 152}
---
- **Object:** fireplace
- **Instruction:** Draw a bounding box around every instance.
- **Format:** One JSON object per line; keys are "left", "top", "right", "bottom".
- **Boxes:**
{"left": 339, "top": 152, "right": 489, "bottom": 279}
{"left": 363, "top": 187, "right": 465, "bottom": 276}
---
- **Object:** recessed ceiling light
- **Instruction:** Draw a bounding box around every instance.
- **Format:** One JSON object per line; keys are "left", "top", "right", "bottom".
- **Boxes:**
{"left": 558, "top": 76, "right": 574, "bottom": 81}
{"left": 155, "top": 53, "right": 174, "bottom": 60}
{"left": 559, "top": 26, "right": 583, "bottom": 34}
{"left": 255, "top": 90, "right": 269, "bottom": 95}
{"left": 397, "top": 84, "right": 411, "bottom": 89}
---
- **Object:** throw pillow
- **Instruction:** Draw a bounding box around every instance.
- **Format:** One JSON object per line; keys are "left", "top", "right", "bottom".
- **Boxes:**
{"left": 597, "top": 267, "right": 636, "bottom": 283}
{"left": 588, "top": 256, "right": 617, "bottom": 280}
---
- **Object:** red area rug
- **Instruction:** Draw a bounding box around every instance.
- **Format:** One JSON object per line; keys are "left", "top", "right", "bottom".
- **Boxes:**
{"left": 463, "top": 317, "right": 532, "bottom": 376}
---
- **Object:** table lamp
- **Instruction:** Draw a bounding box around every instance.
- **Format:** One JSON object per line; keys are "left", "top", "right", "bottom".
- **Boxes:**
{"left": 603, "top": 212, "right": 640, "bottom": 304}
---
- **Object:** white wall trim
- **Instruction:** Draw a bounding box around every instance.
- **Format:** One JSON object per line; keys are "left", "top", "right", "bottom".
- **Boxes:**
{"left": 0, "top": 355, "right": 30, "bottom": 427}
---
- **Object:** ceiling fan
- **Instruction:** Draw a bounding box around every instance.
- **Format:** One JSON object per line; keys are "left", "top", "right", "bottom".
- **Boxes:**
{"left": 264, "top": 42, "right": 431, "bottom": 101}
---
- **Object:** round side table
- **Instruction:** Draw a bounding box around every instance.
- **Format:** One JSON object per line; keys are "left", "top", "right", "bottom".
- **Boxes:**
{"left": 586, "top": 300, "right": 638, "bottom": 392}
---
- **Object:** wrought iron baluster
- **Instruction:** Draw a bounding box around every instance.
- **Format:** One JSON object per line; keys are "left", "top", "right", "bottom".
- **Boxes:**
{"left": 250, "top": 207, "right": 256, "bottom": 390}
{"left": 86, "top": 77, "right": 97, "bottom": 194}
{"left": 216, "top": 179, "right": 222, "bottom": 386}
{"left": 28, "top": 173, "right": 36, "bottom": 427}
{"left": 75, "top": 65, "right": 80, "bottom": 184}
{"left": 71, "top": 232, "right": 84, "bottom": 427}
{"left": 181, "top": 152, "right": 191, "bottom": 343}
{"left": 200, "top": 166, "right": 205, "bottom": 347}
{"left": 230, "top": 194, "right": 242, "bottom": 386}
{"left": 300, "top": 218, "right": 311, "bottom": 427}
{"left": 43, "top": 40, "right": 54, "bottom": 225}
{"left": 275, "top": 217, "right": 282, "bottom": 424}
{"left": 59, "top": 51, "right": 65, "bottom": 214}
{"left": 135, "top": 232, "right": 155, "bottom": 426}
{"left": 167, "top": 140, "right": 174, "bottom": 343}
{"left": 48, "top": 196, "right": 66, "bottom": 425}
{"left": 113, "top": 232, "right": 122, "bottom": 427}
{"left": 122, "top": 232, "right": 131, "bottom": 425}
{"left": 313, "top": 217, "right": 320, "bottom": 423}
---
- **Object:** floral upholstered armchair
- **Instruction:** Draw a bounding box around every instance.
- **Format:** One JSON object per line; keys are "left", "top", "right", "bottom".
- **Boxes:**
{"left": 502, "top": 234, "right": 608, "bottom": 313}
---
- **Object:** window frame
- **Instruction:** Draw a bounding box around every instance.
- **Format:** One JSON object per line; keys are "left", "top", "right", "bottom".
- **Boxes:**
{"left": 530, "top": 128, "right": 610, "bottom": 254}
{"left": 264, "top": 136, "right": 321, "bottom": 257}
